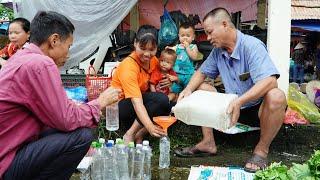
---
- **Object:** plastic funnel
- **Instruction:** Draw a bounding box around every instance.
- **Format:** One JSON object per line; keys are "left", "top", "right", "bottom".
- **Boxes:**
{"left": 153, "top": 116, "right": 177, "bottom": 133}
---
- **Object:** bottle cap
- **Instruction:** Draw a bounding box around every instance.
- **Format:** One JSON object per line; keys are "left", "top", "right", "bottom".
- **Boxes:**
{"left": 128, "top": 142, "right": 135, "bottom": 148}
{"left": 106, "top": 142, "right": 113, "bottom": 147}
{"left": 98, "top": 138, "right": 105, "bottom": 144}
{"left": 142, "top": 140, "right": 149, "bottom": 146}
{"left": 136, "top": 144, "right": 143, "bottom": 148}
{"left": 107, "top": 140, "right": 114, "bottom": 145}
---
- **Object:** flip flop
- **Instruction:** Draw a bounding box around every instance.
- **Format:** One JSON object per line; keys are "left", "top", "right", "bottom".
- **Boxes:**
{"left": 244, "top": 153, "right": 268, "bottom": 173}
{"left": 174, "top": 146, "right": 216, "bottom": 158}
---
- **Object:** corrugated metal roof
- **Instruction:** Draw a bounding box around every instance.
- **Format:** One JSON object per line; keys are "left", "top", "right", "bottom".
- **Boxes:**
{"left": 292, "top": 0, "right": 320, "bottom": 20}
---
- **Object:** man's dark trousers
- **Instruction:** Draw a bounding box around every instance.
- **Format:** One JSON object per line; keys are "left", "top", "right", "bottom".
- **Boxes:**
{"left": 3, "top": 128, "right": 94, "bottom": 180}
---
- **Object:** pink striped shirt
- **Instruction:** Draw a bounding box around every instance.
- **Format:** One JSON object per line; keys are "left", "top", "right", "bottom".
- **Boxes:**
{"left": 0, "top": 43, "right": 100, "bottom": 178}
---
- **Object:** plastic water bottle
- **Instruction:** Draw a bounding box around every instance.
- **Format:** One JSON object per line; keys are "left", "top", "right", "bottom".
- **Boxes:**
{"left": 116, "top": 144, "right": 130, "bottom": 180}
{"left": 159, "top": 136, "right": 170, "bottom": 169}
{"left": 103, "top": 142, "right": 119, "bottom": 180}
{"left": 91, "top": 146, "right": 104, "bottom": 180}
{"left": 127, "top": 142, "right": 135, "bottom": 178}
{"left": 131, "top": 144, "right": 145, "bottom": 180}
{"left": 106, "top": 102, "right": 119, "bottom": 131}
{"left": 142, "top": 140, "right": 152, "bottom": 180}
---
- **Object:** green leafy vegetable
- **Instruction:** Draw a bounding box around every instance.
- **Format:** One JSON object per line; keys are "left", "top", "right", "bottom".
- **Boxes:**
{"left": 308, "top": 150, "right": 320, "bottom": 178}
{"left": 287, "top": 163, "right": 315, "bottom": 180}
{"left": 254, "top": 162, "right": 289, "bottom": 180}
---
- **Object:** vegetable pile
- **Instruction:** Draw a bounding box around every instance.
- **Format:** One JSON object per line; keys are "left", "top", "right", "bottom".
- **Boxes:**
{"left": 254, "top": 150, "right": 320, "bottom": 180}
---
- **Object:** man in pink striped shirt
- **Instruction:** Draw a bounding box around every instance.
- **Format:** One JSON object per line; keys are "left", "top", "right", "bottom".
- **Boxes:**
{"left": 0, "top": 11, "right": 120, "bottom": 179}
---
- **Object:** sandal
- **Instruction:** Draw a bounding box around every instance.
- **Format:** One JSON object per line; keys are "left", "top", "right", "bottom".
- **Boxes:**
{"left": 244, "top": 153, "right": 268, "bottom": 173}
{"left": 174, "top": 146, "right": 216, "bottom": 158}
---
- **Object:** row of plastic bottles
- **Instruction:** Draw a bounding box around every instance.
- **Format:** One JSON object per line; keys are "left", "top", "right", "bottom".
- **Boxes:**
{"left": 88, "top": 138, "right": 152, "bottom": 180}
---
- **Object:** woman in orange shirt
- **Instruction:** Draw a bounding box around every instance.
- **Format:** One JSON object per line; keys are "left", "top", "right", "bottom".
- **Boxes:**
{"left": 0, "top": 18, "right": 30, "bottom": 67}
{"left": 111, "top": 25, "right": 171, "bottom": 142}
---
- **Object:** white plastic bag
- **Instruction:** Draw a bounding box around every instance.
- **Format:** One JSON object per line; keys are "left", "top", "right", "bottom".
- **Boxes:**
{"left": 173, "top": 90, "right": 238, "bottom": 131}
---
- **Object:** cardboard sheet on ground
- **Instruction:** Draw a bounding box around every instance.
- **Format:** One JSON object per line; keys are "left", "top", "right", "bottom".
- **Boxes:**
{"left": 188, "top": 166, "right": 254, "bottom": 180}
{"left": 173, "top": 90, "right": 260, "bottom": 134}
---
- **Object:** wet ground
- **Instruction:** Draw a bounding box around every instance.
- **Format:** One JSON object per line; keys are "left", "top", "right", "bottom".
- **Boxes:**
{"left": 71, "top": 123, "right": 320, "bottom": 179}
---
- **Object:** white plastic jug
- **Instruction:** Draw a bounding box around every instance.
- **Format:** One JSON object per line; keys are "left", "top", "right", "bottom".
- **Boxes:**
{"left": 173, "top": 90, "right": 238, "bottom": 131}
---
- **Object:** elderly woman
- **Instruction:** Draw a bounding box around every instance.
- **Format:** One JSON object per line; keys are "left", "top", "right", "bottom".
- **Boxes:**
{"left": 111, "top": 25, "right": 172, "bottom": 143}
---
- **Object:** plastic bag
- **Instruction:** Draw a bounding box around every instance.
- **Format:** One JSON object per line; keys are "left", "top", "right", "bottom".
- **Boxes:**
{"left": 315, "top": 89, "right": 320, "bottom": 108}
{"left": 288, "top": 85, "right": 320, "bottom": 124}
{"left": 64, "top": 86, "right": 88, "bottom": 104}
{"left": 158, "top": 9, "right": 178, "bottom": 48}
{"left": 284, "top": 108, "right": 309, "bottom": 125}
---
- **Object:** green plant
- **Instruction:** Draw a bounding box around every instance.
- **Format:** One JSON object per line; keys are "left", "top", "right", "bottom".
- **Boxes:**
{"left": 254, "top": 162, "right": 289, "bottom": 180}
{"left": 0, "top": 4, "right": 14, "bottom": 21}
{"left": 308, "top": 150, "right": 320, "bottom": 178}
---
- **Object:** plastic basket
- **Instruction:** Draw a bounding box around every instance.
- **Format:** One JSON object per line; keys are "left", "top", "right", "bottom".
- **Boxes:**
{"left": 86, "top": 65, "right": 114, "bottom": 101}
{"left": 61, "top": 74, "right": 86, "bottom": 88}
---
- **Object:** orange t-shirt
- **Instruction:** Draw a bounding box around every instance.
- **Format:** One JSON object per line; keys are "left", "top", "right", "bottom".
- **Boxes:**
{"left": 111, "top": 52, "right": 159, "bottom": 99}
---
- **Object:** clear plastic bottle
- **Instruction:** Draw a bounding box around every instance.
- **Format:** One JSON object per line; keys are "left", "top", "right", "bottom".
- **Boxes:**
{"left": 116, "top": 144, "right": 129, "bottom": 180}
{"left": 106, "top": 102, "right": 119, "bottom": 131}
{"left": 103, "top": 142, "right": 119, "bottom": 180}
{"left": 142, "top": 140, "right": 152, "bottom": 180}
{"left": 159, "top": 136, "right": 170, "bottom": 169}
{"left": 91, "top": 146, "right": 104, "bottom": 180}
{"left": 131, "top": 144, "right": 145, "bottom": 180}
{"left": 127, "top": 142, "right": 135, "bottom": 178}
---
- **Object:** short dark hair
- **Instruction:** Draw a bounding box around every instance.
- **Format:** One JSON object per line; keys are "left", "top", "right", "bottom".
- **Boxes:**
{"left": 30, "top": 11, "right": 74, "bottom": 46}
{"left": 161, "top": 48, "right": 177, "bottom": 62}
{"left": 10, "top": 17, "right": 30, "bottom": 33}
{"left": 203, "top": 7, "right": 232, "bottom": 24}
{"left": 135, "top": 25, "right": 158, "bottom": 49}
{"left": 179, "top": 21, "right": 195, "bottom": 32}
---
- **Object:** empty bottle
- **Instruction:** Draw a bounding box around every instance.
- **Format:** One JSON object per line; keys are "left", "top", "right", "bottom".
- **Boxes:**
{"left": 91, "top": 146, "right": 104, "bottom": 180}
{"left": 106, "top": 102, "right": 119, "bottom": 131}
{"left": 127, "top": 142, "right": 135, "bottom": 178}
{"left": 142, "top": 140, "right": 152, "bottom": 180}
{"left": 116, "top": 144, "right": 129, "bottom": 180}
{"left": 131, "top": 144, "right": 145, "bottom": 180}
{"left": 103, "top": 142, "right": 119, "bottom": 180}
{"left": 159, "top": 136, "right": 170, "bottom": 169}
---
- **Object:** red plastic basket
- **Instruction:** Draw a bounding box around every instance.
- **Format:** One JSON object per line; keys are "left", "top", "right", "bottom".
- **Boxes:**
{"left": 85, "top": 65, "right": 114, "bottom": 101}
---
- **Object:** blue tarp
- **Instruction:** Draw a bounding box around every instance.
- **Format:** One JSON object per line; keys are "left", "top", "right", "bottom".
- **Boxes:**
{"left": 292, "top": 20, "right": 320, "bottom": 32}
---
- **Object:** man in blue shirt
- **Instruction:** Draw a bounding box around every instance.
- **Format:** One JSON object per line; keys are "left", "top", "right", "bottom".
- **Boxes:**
{"left": 174, "top": 8, "right": 286, "bottom": 173}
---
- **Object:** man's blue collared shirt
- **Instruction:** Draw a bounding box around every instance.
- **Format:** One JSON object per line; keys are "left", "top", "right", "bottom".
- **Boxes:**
{"left": 200, "top": 30, "right": 279, "bottom": 108}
